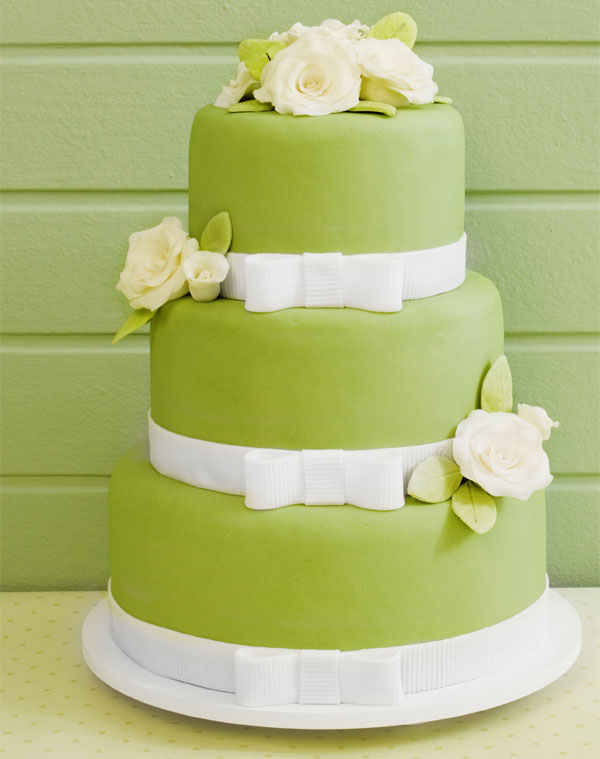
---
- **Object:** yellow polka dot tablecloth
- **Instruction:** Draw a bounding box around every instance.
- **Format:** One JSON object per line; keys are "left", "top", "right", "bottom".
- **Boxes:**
{"left": 1, "top": 589, "right": 598, "bottom": 759}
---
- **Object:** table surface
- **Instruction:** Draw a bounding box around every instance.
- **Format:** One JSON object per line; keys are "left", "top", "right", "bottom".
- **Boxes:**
{"left": 1, "top": 589, "right": 598, "bottom": 759}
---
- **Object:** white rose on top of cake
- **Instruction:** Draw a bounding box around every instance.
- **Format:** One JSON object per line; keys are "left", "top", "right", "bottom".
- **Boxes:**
{"left": 214, "top": 11, "right": 441, "bottom": 116}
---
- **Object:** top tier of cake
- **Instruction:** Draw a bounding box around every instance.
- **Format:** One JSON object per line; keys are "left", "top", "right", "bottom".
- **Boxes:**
{"left": 189, "top": 104, "right": 464, "bottom": 254}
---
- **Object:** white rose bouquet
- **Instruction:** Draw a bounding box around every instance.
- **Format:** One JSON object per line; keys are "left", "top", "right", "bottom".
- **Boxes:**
{"left": 214, "top": 12, "right": 445, "bottom": 117}
{"left": 407, "top": 356, "right": 559, "bottom": 534}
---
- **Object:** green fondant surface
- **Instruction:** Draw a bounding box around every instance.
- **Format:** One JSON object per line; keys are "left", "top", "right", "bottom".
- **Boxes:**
{"left": 150, "top": 271, "right": 503, "bottom": 449}
{"left": 189, "top": 105, "right": 464, "bottom": 254}
{"left": 110, "top": 445, "right": 547, "bottom": 650}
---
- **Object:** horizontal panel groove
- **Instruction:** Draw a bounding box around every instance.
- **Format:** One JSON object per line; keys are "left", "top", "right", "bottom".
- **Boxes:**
{"left": 1, "top": 334, "right": 149, "bottom": 352}
{"left": 0, "top": 41, "right": 238, "bottom": 49}
{"left": 505, "top": 334, "right": 600, "bottom": 351}
{"left": 1, "top": 476, "right": 109, "bottom": 490}
{"left": 505, "top": 331, "right": 600, "bottom": 340}
{"left": 0, "top": 473, "right": 596, "bottom": 485}
{"left": 2, "top": 333, "right": 598, "bottom": 347}
{"left": 549, "top": 474, "right": 600, "bottom": 489}
{"left": 2, "top": 334, "right": 599, "bottom": 348}
{"left": 1, "top": 41, "right": 598, "bottom": 60}
{"left": 1, "top": 191, "right": 598, "bottom": 209}
{"left": 0, "top": 190, "right": 188, "bottom": 206}
{"left": 0, "top": 53, "right": 235, "bottom": 66}
{"left": 466, "top": 191, "right": 600, "bottom": 209}
{"left": 1, "top": 55, "right": 598, "bottom": 68}
{"left": 0, "top": 44, "right": 236, "bottom": 64}
{"left": 0, "top": 197, "right": 188, "bottom": 213}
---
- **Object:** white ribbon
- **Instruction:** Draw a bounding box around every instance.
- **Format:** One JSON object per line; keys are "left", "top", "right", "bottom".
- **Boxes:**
{"left": 221, "top": 234, "right": 467, "bottom": 313}
{"left": 148, "top": 413, "right": 454, "bottom": 511}
{"left": 108, "top": 580, "right": 549, "bottom": 707}
{"left": 245, "top": 449, "right": 406, "bottom": 511}
{"left": 235, "top": 648, "right": 404, "bottom": 707}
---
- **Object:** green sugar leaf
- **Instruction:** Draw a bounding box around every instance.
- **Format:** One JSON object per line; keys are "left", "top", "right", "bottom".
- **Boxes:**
{"left": 481, "top": 354, "right": 513, "bottom": 413}
{"left": 200, "top": 211, "right": 232, "bottom": 254}
{"left": 407, "top": 456, "right": 463, "bottom": 503}
{"left": 452, "top": 481, "right": 497, "bottom": 534}
{"left": 434, "top": 96, "right": 454, "bottom": 104}
{"left": 369, "top": 12, "right": 418, "bottom": 48}
{"left": 112, "top": 308, "right": 156, "bottom": 345}
{"left": 348, "top": 101, "right": 397, "bottom": 117}
{"left": 238, "top": 39, "right": 286, "bottom": 80}
{"left": 228, "top": 100, "right": 274, "bottom": 113}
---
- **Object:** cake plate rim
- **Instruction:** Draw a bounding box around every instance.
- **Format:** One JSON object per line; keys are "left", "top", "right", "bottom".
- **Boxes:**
{"left": 81, "top": 589, "right": 581, "bottom": 730}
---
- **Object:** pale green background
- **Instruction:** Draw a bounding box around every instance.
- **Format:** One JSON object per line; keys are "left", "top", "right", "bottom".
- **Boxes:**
{"left": 0, "top": 1, "right": 599, "bottom": 589}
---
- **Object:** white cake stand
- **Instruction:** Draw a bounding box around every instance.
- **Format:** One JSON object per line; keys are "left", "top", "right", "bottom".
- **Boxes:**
{"left": 82, "top": 590, "right": 581, "bottom": 730}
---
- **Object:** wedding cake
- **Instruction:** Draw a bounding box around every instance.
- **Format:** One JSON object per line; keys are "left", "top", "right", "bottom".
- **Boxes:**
{"left": 105, "top": 13, "right": 560, "bottom": 711}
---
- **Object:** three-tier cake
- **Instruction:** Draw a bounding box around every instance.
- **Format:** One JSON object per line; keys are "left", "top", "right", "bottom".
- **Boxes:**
{"left": 88, "top": 13, "right": 576, "bottom": 723}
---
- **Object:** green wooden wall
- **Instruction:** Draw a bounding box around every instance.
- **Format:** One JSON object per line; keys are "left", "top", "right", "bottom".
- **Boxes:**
{"left": 1, "top": 1, "right": 599, "bottom": 589}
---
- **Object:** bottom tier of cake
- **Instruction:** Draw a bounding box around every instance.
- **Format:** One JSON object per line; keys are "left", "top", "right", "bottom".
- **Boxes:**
{"left": 109, "top": 446, "right": 547, "bottom": 652}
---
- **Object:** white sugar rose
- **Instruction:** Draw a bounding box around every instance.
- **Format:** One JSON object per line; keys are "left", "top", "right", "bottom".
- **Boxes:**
{"left": 357, "top": 38, "right": 438, "bottom": 106}
{"left": 183, "top": 251, "right": 230, "bottom": 302}
{"left": 269, "top": 18, "right": 369, "bottom": 45}
{"left": 453, "top": 410, "right": 553, "bottom": 500}
{"left": 254, "top": 30, "right": 361, "bottom": 116}
{"left": 215, "top": 62, "right": 259, "bottom": 108}
{"left": 517, "top": 404, "right": 559, "bottom": 441}
{"left": 116, "top": 217, "right": 195, "bottom": 311}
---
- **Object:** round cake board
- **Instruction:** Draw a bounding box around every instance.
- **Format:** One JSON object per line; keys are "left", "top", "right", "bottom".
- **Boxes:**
{"left": 82, "top": 590, "right": 580, "bottom": 730}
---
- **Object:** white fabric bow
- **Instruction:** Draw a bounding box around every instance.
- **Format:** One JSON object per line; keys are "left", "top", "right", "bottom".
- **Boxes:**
{"left": 235, "top": 647, "right": 405, "bottom": 706}
{"left": 148, "top": 412, "right": 455, "bottom": 509}
{"left": 221, "top": 234, "right": 467, "bottom": 313}
{"left": 244, "top": 449, "right": 405, "bottom": 511}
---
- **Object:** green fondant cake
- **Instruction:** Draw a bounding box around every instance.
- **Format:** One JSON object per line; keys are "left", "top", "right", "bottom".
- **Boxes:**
{"left": 150, "top": 271, "right": 502, "bottom": 449}
{"left": 107, "top": 13, "right": 559, "bottom": 709}
{"left": 110, "top": 445, "right": 546, "bottom": 651}
{"left": 189, "top": 105, "right": 464, "bottom": 254}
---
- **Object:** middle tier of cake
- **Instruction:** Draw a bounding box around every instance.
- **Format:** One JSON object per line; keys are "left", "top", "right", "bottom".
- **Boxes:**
{"left": 150, "top": 271, "right": 502, "bottom": 449}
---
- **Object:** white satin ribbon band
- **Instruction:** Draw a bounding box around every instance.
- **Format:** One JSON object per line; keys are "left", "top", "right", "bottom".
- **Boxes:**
{"left": 220, "top": 233, "right": 467, "bottom": 313}
{"left": 148, "top": 413, "right": 454, "bottom": 511}
{"left": 108, "top": 580, "right": 549, "bottom": 707}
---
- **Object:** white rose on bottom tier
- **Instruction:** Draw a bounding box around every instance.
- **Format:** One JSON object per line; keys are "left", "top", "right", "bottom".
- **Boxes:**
{"left": 357, "top": 38, "right": 438, "bottom": 107}
{"left": 453, "top": 409, "right": 553, "bottom": 500}
{"left": 254, "top": 30, "right": 361, "bottom": 116}
{"left": 183, "top": 251, "right": 230, "bottom": 302}
{"left": 116, "top": 217, "right": 195, "bottom": 311}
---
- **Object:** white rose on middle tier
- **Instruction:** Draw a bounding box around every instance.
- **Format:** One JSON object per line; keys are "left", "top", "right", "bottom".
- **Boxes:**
{"left": 254, "top": 30, "right": 362, "bottom": 116}
{"left": 357, "top": 37, "right": 438, "bottom": 107}
{"left": 453, "top": 409, "right": 553, "bottom": 500}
